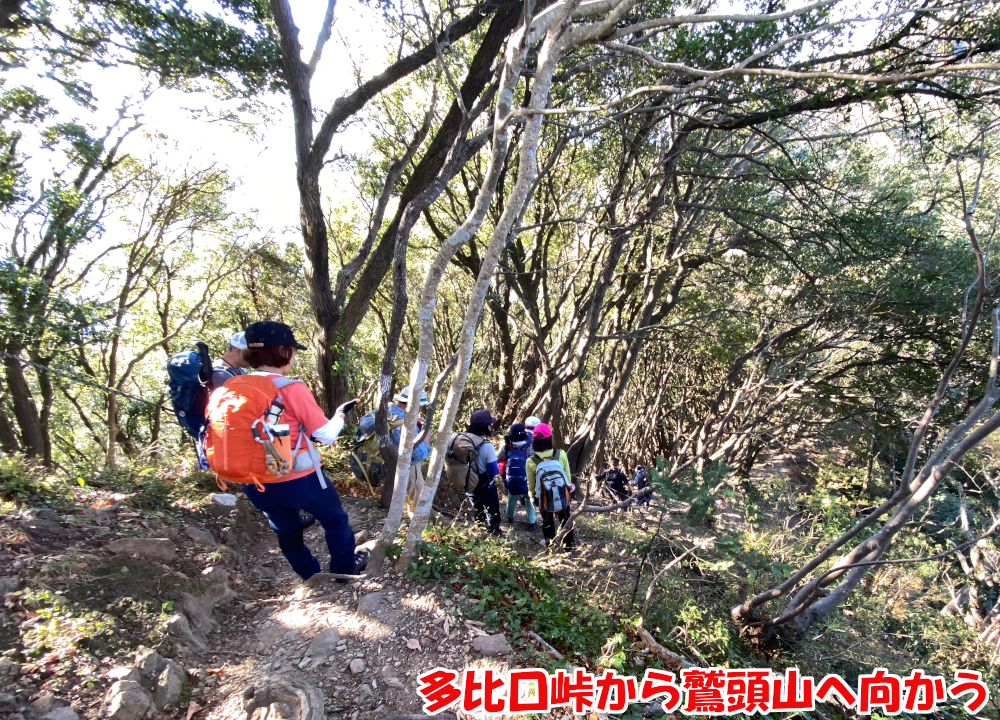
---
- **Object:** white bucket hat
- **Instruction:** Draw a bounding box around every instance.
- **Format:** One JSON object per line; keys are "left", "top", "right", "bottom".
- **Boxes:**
{"left": 394, "top": 385, "right": 429, "bottom": 406}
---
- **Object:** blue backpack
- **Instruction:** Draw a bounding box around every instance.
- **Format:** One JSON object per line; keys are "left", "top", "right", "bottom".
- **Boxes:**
{"left": 166, "top": 343, "right": 213, "bottom": 439}
{"left": 504, "top": 445, "right": 529, "bottom": 495}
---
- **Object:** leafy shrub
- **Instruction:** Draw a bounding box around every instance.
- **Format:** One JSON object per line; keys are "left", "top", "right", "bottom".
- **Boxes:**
{"left": 648, "top": 458, "right": 730, "bottom": 525}
{"left": 409, "top": 524, "right": 617, "bottom": 663}
{"left": 0, "top": 455, "right": 73, "bottom": 508}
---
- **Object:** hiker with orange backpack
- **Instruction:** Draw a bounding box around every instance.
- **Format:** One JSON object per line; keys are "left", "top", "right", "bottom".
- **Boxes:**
{"left": 203, "top": 321, "right": 367, "bottom": 580}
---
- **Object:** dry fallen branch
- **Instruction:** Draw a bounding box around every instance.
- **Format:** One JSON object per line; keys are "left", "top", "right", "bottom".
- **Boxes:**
{"left": 636, "top": 623, "right": 693, "bottom": 671}
{"left": 527, "top": 630, "right": 564, "bottom": 660}
{"left": 581, "top": 487, "right": 654, "bottom": 513}
{"left": 641, "top": 537, "right": 715, "bottom": 616}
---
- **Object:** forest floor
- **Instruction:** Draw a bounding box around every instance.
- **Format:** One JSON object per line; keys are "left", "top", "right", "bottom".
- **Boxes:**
{"left": 0, "top": 453, "right": 993, "bottom": 719}
{"left": 0, "top": 468, "right": 694, "bottom": 720}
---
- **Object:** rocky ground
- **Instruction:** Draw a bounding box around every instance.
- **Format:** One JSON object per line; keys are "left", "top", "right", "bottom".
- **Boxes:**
{"left": 1, "top": 483, "right": 641, "bottom": 720}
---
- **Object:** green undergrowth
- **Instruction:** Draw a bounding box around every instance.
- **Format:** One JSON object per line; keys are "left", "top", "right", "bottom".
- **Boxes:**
{"left": 0, "top": 453, "right": 222, "bottom": 513}
{"left": 407, "top": 523, "right": 621, "bottom": 667}
{"left": 640, "top": 453, "right": 1000, "bottom": 717}
{"left": 89, "top": 464, "right": 221, "bottom": 510}
{"left": 0, "top": 455, "right": 76, "bottom": 509}
{"left": 5, "top": 556, "right": 197, "bottom": 698}
{"left": 399, "top": 455, "right": 1000, "bottom": 720}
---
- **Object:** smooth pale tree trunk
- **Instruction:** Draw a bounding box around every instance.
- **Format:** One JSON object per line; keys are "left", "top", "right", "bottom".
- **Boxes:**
{"left": 391, "top": 5, "right": 579, "bottom": 570}
{"left": 369, "top": 10, "right": 536, "bottom": 570}
{"left": 372, "top": 1, "right": 580, "bottom": 571}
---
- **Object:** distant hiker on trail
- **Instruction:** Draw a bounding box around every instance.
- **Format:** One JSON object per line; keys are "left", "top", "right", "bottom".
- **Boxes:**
{"left": 499, "top": 423, "right": 535, "bottom": 531}
{"left": 512, "top": 415, "right": 542, "bottom": 514}
{"left": 203, "top": 320, "right": 368, "bottom": 581}
{"left": 599, "top": 457, "right": 632, "bottom": 509}
{"left": 444, "top": 409, "right": 503, "bottom": 537}
{"left": 524, "top": 415, "right": 542, "bottom": 454}
{"left": 351, "top": 386, "right": 431, "bottom": 512}
{"left": 634, "top": 464, "right": 651, "bottom": 507}
{"left": 211, "top": 331, "right": 249, "bottom": 388}
{"left": 527, "top": 423, "right": 575, "bottom": 554}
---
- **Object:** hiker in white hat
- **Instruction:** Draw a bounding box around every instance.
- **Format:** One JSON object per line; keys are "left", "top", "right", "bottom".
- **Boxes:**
{"left": 211, "top": 331, "right": 250, "bottom": 388}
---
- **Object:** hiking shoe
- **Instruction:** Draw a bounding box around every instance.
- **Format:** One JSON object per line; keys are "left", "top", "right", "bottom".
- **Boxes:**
{"left": 334, "top": 550, "right": 370, "bottom": 584}
{"left": 525, "top": 523, "right": 536, "bottom": 531}
{"left": 299, "top": 512, "right": 316, "bottom": 530}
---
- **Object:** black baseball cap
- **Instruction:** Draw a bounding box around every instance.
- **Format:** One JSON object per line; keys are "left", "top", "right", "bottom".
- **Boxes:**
{"left": 245, "top": 321, "right": 308, "bottom": 350}
{"left": 470, "top": 409, "right": 497, "bottom": 426}
{"left": 508, "top": 423, "right": 527, "bottom": 443}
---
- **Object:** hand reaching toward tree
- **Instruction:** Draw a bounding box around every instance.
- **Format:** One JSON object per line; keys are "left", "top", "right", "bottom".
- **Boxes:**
{"left": 335, "top": 398, "right": 360, "bottom": 419}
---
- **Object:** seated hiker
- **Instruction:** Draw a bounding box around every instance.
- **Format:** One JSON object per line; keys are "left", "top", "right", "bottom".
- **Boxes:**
{"left": 527, "top": 423, "right": 575, "bottom": 553}
{"left": 445, "top": 409, "right": 503, "bottom": 537}
{"left": 599, "top": 456, "right": 633, "bottom": 510}
{"left": 211, "top": 331, "right": 249, "bottom": 388}
{"left": 204, "top": 320, "right": 367, "bottom": 581}
{"left": 499, "top": 423, "right": 535, "bottom": 530}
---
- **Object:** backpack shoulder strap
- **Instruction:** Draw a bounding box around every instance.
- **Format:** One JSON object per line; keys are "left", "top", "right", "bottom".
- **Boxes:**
{"left": 271, "top": 377, "right": 304, "bottom": 389}
{"left": 388, "top": 414, "right": 405, "bottom": 429}
{"left": 302, "top": 433, "right": 328, "bottom": 489}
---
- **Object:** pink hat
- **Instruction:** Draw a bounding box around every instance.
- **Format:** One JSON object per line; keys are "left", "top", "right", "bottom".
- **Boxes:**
{"left": 533, "top": 423, "right": 552, "bottom": 439}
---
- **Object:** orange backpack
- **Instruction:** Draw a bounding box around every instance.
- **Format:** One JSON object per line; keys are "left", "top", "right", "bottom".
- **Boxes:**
{"left": 204, "top": 375, "right": 326, "bottom": 490}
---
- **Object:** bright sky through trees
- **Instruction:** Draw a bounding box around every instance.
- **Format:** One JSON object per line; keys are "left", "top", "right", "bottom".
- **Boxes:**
{"left": 2, "top": 0, "right": 400, "bottom": 248}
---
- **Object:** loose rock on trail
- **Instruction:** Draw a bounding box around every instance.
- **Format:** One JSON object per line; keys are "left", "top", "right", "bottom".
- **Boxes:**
{"left": 0, "top": 490, "right": 524, "bottom": 720}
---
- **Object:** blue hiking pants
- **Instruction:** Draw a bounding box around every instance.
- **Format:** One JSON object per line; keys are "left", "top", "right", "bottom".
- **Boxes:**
{"left": 243, "top": 472, "right": 355, "bottom": 579}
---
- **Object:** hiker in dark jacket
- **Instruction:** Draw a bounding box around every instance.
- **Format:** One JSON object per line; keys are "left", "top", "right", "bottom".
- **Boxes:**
{"left": 634, "top": 465, "right": 651, "bottom": 507}
{"left": 467, "top": 409, "right": 503, "bottom": 537}
{"left": 599, "top": 457, "right": 632, "bottom": 507}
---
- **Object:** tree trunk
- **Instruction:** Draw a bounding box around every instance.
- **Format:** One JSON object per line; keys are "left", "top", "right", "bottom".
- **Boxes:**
{"left": 0, "top": 397, "right": 21, "bottom": 454}
{"left": 370, "top": 7, "right": 544, "bottom": 571}
{"left": 32, "top": 356, "right": 53, "bottom": 466}
{"left": 2, "top": 349, "right": 45, "bottom": 459}
{"left": 300, "top": 174, "right": 342, "bottom": 413}
{"left": 394, "top": 5, "right": 577, "bottom": 569}
{"left": 376, "top": 232, "right": 409, "bottom": 508}
{"left": 106, "top": 392, "right": 118, "bottom": 469}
